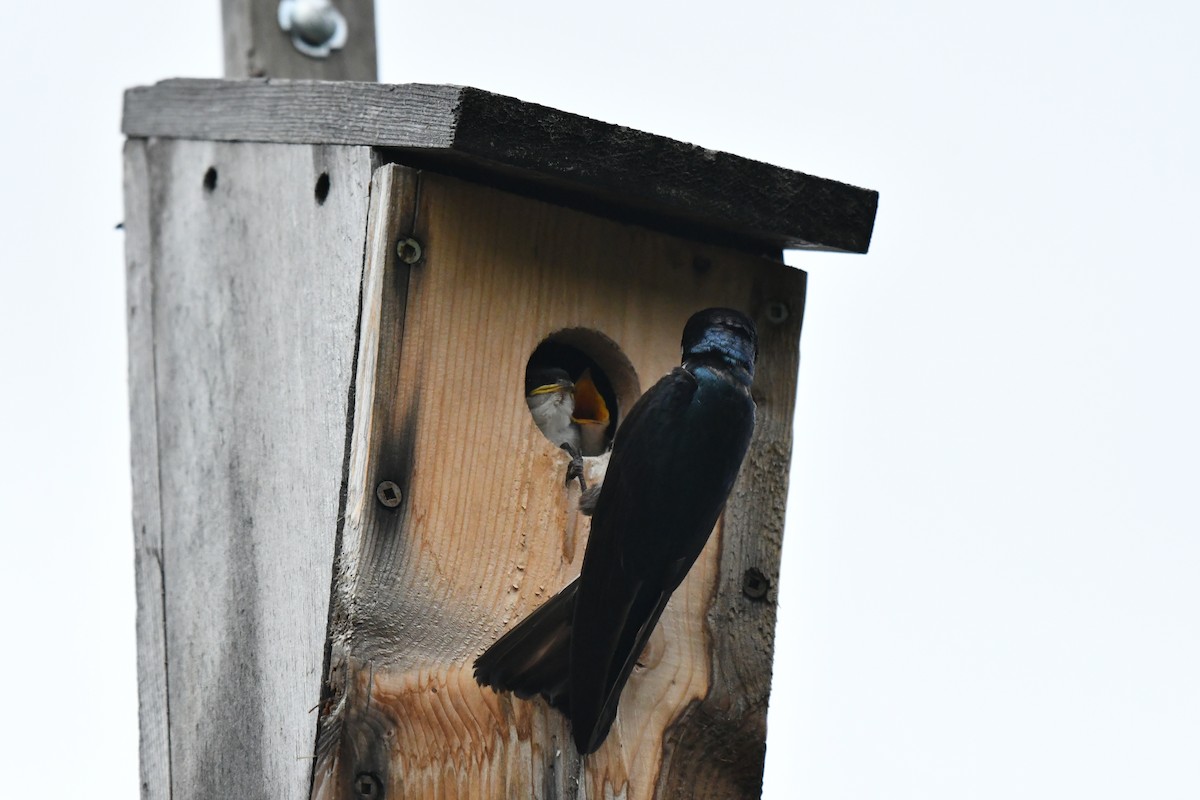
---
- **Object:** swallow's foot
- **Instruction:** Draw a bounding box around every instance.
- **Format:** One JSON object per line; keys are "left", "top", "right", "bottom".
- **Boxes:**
{"left": 560, "top": 443, "right": 588, "bottom": 493}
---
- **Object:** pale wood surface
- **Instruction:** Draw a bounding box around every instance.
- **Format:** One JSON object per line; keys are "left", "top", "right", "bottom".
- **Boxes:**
{"left": 314, "top": 168, "right": 806, "bottom": 799}
{"left": 122, "top": 79, "right": 878, "bottom": 254}
{"left": 126, "top": 138, "right": 377, "bottom": 799}
{"left": 222, "top": 0, "right": 377, "bottom": 80}
{"left": 124, "top": 139, "right": 171, "bottom": 800}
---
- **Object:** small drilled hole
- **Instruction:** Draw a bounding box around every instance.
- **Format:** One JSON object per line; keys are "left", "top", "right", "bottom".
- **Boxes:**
{"left": 314, "top": 172, "right": 330, "bottom": 204}
{"left": 525, "top": 330, "right": 638, "bottom": 457}
{"left": 203, "top": 167, "right": 218, "bottom": 192}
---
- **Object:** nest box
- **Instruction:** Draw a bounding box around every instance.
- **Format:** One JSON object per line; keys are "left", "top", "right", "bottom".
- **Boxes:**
{"left": 123, "top": 79, "right": 877, "bottom": 800}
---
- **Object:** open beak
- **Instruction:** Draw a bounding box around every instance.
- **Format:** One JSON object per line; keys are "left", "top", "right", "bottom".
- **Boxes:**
{"left": 571, "top": 369, "right": 609, "bottom": 426}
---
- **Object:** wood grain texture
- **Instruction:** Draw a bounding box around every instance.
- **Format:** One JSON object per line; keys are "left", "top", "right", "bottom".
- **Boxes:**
{"left": 128, "top": 138, "right": 376, "bottom": 799}
{"left": 313, "top": 163, "right": 424, "bottom": 800}
{"left": 222, "top": 0, "right": 377, "bottom": 80}
{"left": 314, "top": 168, "right": 806, "bottom": 799}
{"left": 124, "top": 138, "right": 171, "bottom": 800}
{"left": 121, "top": 79, "right": 878, "bottom": 255}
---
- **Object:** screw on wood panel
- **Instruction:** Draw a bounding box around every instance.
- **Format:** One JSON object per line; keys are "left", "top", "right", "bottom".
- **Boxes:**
{"left": 353, "top": 772, "right": 383, "bottom": 798}
{"left": 764, "top": 301, "right": 790, "bottom": 324}
{"left": 376, "top": 481, "right": 403, "bottom": 508}
{"left": 396, "top": 237, "right": 423, "bottom": 265}
{"left": 278, "top": 0, "right": 348, "bottom": 58}
{"left": 203, "top": 167, "right": 218, "bottom": 192}
{"left": 742, "top": 567, "right": 770, "bottom": 601}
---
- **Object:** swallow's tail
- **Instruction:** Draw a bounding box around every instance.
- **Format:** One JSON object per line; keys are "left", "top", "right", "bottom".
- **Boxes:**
{"left": 473, "top": 578, "right": 577, "bottom": 712}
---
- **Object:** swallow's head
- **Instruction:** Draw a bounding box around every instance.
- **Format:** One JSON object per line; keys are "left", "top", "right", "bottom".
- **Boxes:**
{"left": 525, "top": 367, "right": 575, "bottom": 400}
{"left": 681, "top": 307, "right": 758, "bottom": 381}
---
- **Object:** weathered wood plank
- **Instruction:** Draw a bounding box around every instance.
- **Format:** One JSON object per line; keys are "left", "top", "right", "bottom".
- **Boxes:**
{"left": 222, "top": 0, "right": 377, "bottom": 80}
{"left": 132, "top": 138, "right": 377, "bottom": 799}
{"left": 313, "top": 169, "right": 805, "bottom": 799}
{"left": 124, "top": 138, "right": 171, "bottom": 800}
{"left": 312, "top": 162, "right": 423, "bottom": 800}
{"left": 122, "top": 79, "right": 878, "bottom": 255}
{"left": 122, "top": 80, "right": 457, "bottom": 147}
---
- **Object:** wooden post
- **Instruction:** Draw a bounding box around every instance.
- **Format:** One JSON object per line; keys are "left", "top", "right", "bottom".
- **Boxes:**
{"left": 123, "top": 80, "right": 876, "bottom": 799}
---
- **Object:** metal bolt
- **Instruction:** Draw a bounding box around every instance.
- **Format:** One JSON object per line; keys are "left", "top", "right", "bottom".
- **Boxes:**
{"left": 764, "top": 301, "right": 790, "bottom": 325}
{"left": 278, "top": 0, "right": 348, "bottom": 58}
{"left": 353, "top": 772, "right": 383, "bottom": 798}
{"left": 396, "top": 237, "right": 423, "bottom": 265}
{"left": 742, "top": 568, "right": 770, "bottom": 601}
{"left": 376, "top": 481, "right": 403, "bottom": 508}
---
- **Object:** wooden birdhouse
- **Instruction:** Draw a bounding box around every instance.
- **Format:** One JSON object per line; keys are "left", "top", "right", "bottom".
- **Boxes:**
{"left": 123, "top": 78, "right": 876, "bottom": 800}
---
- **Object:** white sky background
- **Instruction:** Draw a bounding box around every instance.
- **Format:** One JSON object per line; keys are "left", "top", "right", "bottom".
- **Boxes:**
{"left": 2, "top": 0, "right": 1198, "bottom": 796}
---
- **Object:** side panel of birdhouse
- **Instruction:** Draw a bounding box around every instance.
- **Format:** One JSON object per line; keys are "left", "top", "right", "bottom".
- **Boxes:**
{"left": 313, "top": 164, "right": 806, "bottom": 800}
{"left": 125, "top": 138, "right": 377, "bottom": 800}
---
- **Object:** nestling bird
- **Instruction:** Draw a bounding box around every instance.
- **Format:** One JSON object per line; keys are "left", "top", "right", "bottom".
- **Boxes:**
{"left": 476, "top": 308, "right": 758, "bottom": 754}
{"left": 571, "top": 368, "right": 611, "bottom": 456}
{"left": 525, "top": 367, "right": 579, "bottom": 452}
{"left": 526, "top": 366, "right": 589, "bottom": 490}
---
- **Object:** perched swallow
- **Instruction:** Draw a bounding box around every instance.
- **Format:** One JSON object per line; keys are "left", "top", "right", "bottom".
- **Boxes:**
{"left": 476, "top": 308, "right": 758, "bottom": 754}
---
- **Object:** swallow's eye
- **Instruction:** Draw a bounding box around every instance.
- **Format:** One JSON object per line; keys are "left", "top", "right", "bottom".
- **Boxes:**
{"left": 525, "top": 329, "right": 639, "bottom": 456}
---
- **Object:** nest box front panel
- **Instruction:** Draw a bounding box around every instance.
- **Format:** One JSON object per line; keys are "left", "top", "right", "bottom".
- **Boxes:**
{"left": 314, "top": 164, "right": 806, "bottom": 800}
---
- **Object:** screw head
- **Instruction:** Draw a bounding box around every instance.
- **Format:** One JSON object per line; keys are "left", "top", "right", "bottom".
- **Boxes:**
{"left": 376, "top": 481, "right": 403, "bottom": 508}
{"left": 764, "top": 301, "right": 790, "bottom": 325}
{"left": 353, "top": 772, "right": 383, "bottom": 798}
{"left": 396, "top": 237, "right": 423, "bottom": 265}
{"left": 742, "top": 567, "right": 770, "bottom": 601}
{"left": 278, "top": 0, "right": 348, "bottom": 57}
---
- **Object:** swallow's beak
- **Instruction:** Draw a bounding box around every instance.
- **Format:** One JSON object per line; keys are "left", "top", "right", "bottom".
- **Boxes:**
{"left": 571, "top": 369, "right": 609, "bottom": 426}
{"left": 528, "top": 378, "right": 574, "bottom": 398}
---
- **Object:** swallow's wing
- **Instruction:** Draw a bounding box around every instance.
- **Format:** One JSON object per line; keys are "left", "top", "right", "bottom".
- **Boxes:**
{"left": 586, "top": 367, "right": 701, "bottom": 563}
{"left": 568, "top": 365, "right": 756, "bottom": 753}
{"left": 568, "top": 368, "right": 702, "bottom": 753}
{"left": 570, "top": 564, "right": 674, "bottom": 753}
{"left": 594, "top": 366, "right": 752, "bottom": 576}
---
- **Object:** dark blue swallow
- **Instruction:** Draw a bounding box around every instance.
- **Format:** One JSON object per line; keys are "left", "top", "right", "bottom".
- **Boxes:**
{"left": 474, "top": 307, "right": 758, "bottom": 754}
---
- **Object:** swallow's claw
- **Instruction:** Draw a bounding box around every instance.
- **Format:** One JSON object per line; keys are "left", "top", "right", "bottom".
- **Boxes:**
{"left": 560, "top": 443, "right": 588, "bottom": 493}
